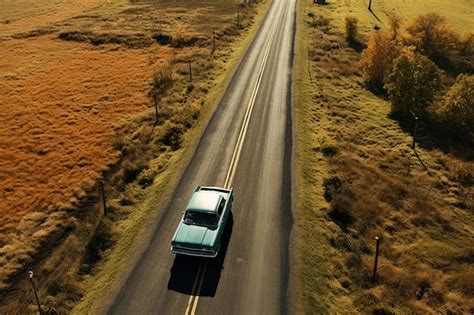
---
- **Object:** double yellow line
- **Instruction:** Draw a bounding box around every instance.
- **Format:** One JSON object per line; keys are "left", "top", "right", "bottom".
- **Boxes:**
{"left": 184, "top": 7, "right": 281, "bottom": 315}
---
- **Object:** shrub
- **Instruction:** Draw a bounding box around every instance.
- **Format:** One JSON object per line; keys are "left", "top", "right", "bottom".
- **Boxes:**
{"left": 404, "top": 13, "right": 459, "bottom": 64}
{"left": 435, "top": 74, "right": 474, "bottom": 140}
{"left": 385, "top": 53, "right": 440, "bottom": 118}
{"left": 310, "top": 16, "right": 330, "bottom": 28}
{"left": 151, "top": 67, "right": 173, "bottom": 95}
{"left": 123, "top": 165, "right": 145, "bottom": 183}
{"left": 345, "top": 16, "right": 359, "bottom": 43}
{"left": 388, "top": 14, "right": 402, "bottom": 40}
{"left": 152, "top": 32, "right": 172, "bottom": 45}
{"left": 458, "top": 32, "right": 474, "bottom": 57}
{"left": 161, "top": 122, "right": 184, "bottom": 150}
{"left": 360, "top": 32, "right": 401, "bottom": 89}
{"left": 453, "top": 32, "right": 474, "bottom": 72}
{"left": 82, "top": 220, "right": 114, "bottom": 266}
{"left": 323, "top": 176, "right": 342, "bottom": 201}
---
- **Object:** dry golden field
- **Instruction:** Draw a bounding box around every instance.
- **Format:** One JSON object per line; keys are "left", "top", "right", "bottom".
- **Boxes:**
{"left": 0, "top": 0, "right": 108, "bottom": 37}
{"left": 294, "top": 0, "right": 473, "bottom": 313}
{"left": 0, "top": 0, "right": 265, "bottom": 312}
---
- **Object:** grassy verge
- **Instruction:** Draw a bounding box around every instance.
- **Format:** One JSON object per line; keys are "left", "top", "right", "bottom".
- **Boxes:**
{"left": 294, "top": 0, "right": 473, "bottom": 313}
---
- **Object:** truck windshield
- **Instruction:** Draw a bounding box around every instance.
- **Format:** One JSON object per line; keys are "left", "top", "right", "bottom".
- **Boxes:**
{"left": 184, "top": 211, "right": 218, "bottom": 227}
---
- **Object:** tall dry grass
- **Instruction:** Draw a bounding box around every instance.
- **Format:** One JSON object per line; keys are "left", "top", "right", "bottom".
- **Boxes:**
{"left": 0, "top": 0, "right": 261, "bottom": 312}
{"left": 295, "top": 2, "right": 474, "bottom": 312}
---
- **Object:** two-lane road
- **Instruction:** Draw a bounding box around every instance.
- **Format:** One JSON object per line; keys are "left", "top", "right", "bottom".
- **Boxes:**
{"left": 110, "top": 0, "right": 296, "bottom": 312}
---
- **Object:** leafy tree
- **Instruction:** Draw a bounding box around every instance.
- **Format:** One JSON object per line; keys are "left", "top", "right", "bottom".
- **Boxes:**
{"left": 385, "top": 54, "right": 440, "bottom": 118}
{"left": 360, "top": 31, "right": 401, "bottom": 89}
{"left": 437, "top": 74, "right": 474, "bottom": 140}
{"left": 405, "top": 13, "right": 459, "bottom": 62}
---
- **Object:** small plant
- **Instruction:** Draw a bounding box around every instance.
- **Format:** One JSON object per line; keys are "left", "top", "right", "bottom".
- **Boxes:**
{"left": 345, "top": 16, "right": 359, "bottom": 43}
{"left": 82, "top": 220, "right": 114, "bottom": 267}
{"left": 152, "top": 32, "right": 172, "bottom": 45}
{"left": 310, "top": 16, "right": 330, "bottom": 28}
{"left": 161, "top": 122, "right": 184, "bottom": 150}
{"left": 151, "top": 67, "right": 173, "bottom": 95}
{"left": 388, "top": 14, "right": 402, "bottom": 40}
{"left": 186, "top": 83, "right": 195, "bottom": 93}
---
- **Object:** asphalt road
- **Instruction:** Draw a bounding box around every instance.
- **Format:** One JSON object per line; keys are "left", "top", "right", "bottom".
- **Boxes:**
{"left": 109, "top": 0, "right": 296, "bottom": 313}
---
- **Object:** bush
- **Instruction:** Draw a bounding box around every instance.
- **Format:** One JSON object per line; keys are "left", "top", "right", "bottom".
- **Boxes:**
{"left": 435, "top": 74, "right": 474, "bottom": 140}
{"left": 310, "top": 16, "right": 330, "bottom": 28}
{"left": 385, "top": 53, "right": 440, "bottom": 118}
{"left": 345, "top": 16, "right": 359, "bottom": 43}
{"left": 388, "top": 14, "right": 402, "bottom": 40}
{"left": 405, "top": 13, "right": 459, "bottom": 64}
{"left": 151, "top": 67, "right": 173, "bottom": 95}
{"left": 453, "top": 32, "right": 474, "bottom": 72}
{"left": 82, "top": 220, "right": 114, "bottom": 267}
{"left": 161, "top": 122, "right": 184, "bottom": 150}
{"left": 123, "top": 165, "right": 145, "bottom": 183}
{"left": 360, "top": 32, "right": 401, "bottom": 89}
{"left": 152, "top": 32, "right": 172, "bottom": 45}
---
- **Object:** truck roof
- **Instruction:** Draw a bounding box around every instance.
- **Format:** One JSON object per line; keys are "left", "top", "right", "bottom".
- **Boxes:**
{"left": 186, "top": 191, "right": 221, "bottom": 213}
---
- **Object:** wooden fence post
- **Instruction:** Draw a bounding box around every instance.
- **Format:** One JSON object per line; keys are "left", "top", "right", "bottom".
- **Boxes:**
{"left": 188, "top": 59, "right": 192, "bottom": 82}
{"left": 28, "top": 271, "right": 44, "bottom": 315}
{"left": 372, "top": 236, "right": 380, "bottom": 282}
{"left": 100, "top": 181, "right": 107, "bottom": 216}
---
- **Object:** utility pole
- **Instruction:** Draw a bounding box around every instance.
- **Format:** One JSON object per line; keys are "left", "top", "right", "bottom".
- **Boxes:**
{"left": 100, "top": 180, "right": 107, "bottom": 216}
{"left": 28, "top": 271, "right": 44, "bottom": 315}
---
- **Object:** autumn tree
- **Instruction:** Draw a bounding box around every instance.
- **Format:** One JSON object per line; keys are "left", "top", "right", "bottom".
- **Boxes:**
{"left": 360, "top": 31, "right": 401, "bottom": 89}
{"left": 436, "top": 74, "right": 474, "bottom": 140}
{"left": 455, "top": 32, "right": 474, "bottom": 72}
{"left": 385, "top": 53, "right": 440, "bottom": 118}
{"left": 388, "top": 14, "right": 402, "bottom": 40}
{"left": 405, "top": 13, "right": 459, "bottom": 62}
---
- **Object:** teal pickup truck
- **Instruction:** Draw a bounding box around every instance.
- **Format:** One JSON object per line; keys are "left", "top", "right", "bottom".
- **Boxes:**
{"left": 171, "top": 185, "right": 234, "bottom": 258}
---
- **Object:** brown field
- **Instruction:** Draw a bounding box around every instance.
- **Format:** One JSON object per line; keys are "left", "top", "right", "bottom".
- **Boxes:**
{"left": 294, "top": 0, "right": 473, "bottom": 313}
{"left": 329, "top": 0, "right": 474, "bottom": 34}
{"left": 0, "top": 0, "right": 109, "bottom": 37}
{"left": 0, "top": 0, "right": 264, "bottom": 312}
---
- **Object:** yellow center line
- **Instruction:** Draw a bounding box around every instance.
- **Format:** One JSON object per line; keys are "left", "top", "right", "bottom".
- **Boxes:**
{"left": 184, "top": 3, "right": 282, "bottom": 314}
{"left": 185, "top": 260, "right": 205, "bottom": 314}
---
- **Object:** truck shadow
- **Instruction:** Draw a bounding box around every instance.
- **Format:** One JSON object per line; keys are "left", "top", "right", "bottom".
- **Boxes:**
{"left": 167, "top": 212, "right": 234, "bottom": 297}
